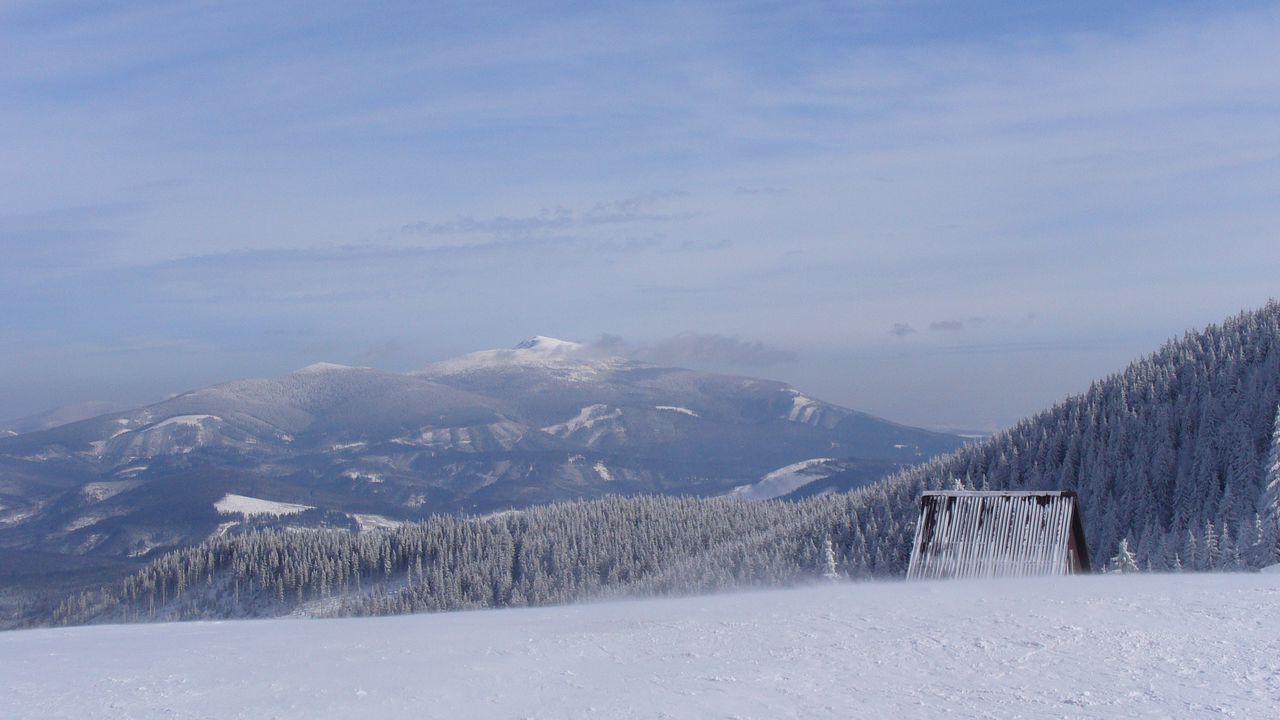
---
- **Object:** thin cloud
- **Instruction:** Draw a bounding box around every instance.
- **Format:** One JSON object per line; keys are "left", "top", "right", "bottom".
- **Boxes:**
{"left": 356, "top": 339, "right": 405, "bottom": 367}
{"left": 398, "top": 192, "right": 693, "bottom": 238}
{"left": 593, "top": 332, "right": 796, "bottom": 368}
{"left": 890, "top": 323, "right": 916, "bottom": 337}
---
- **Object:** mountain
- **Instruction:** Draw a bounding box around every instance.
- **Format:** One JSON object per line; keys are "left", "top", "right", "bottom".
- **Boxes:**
{"left": 0, "top": 401, "right": 124, "bottom": 437}
{"left": 44, "top": 304, "right": 1280, "bottom": 629}
{"left": 0, "top": 337, "right": 959, "bottom": 600}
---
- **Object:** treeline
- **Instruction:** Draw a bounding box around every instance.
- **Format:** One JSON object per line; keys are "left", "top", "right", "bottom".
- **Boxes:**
{"left": 53, "top": 487, "right": 923, "bottom": 624}
{"left": 54, "top": 303, "right": 1280, "bottom": 626}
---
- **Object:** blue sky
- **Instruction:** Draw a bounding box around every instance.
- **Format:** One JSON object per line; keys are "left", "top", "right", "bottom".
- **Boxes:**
{"left": 3, "top": 1, "right": 1280, "bottom": 429}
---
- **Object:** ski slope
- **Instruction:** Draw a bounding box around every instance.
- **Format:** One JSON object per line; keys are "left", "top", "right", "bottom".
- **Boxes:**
{"left": 3, "top": 574, "right": 1278, "bottom": 719}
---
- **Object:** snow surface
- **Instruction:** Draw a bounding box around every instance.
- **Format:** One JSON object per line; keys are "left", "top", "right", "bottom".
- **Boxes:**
{"left": 730, "top": 458, "right": 835, "bottom": 500}
{"left": 655, "top": 405, "right": 699, "bottom": 417}
{"left": 3, "top": 574, "right": 1277, "bottom": 719}
{"left": 81, "top": 480, "right": 143, "bottom": 502}
{"left": 541, "top": 404, "right": 624, "bottom": 444}
{"left": 213, "top": 494, "right": 313, "bottom": 517}
{"left": 341, "top": 469, "right": 383, "bottom": 483}
{"left": 348, "top": 513, "right": 403, "bottom": 531}
{"left": 593, "top": 460, "right": 614, "bottom": 482}
{"left": 147, "top": 414, "right": 220, "bottom": 430}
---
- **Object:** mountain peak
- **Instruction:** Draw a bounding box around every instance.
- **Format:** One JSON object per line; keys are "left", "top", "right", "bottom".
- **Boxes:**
{"left": 295, "top": 362, "right": 363, "bottom": 374}
{"left": 513, "top": 336, "right": 583, "bottom": 352}
{"left": 416, "top": 336, "right": 612, "bottom": 378}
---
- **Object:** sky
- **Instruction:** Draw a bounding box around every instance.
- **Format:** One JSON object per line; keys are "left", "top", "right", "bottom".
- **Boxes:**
{"left": 3, "top": 1, "right": 1280, "bottom": 430}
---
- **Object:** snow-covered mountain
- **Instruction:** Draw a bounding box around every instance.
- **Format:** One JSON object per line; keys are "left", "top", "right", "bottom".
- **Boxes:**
{"left": 23, "top": 305, "right": 1280, "bottom": 631}
{"left": 0, "top": 337, "right": 960, "bottom": 585}
{"left": 0, "top": 401, "right": 124, "bottom": 437}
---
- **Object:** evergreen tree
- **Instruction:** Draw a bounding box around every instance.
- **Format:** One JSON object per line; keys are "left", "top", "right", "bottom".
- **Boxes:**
{"left": 1108, "top": 538, "right": 1140, "bottom": 574}
{"left": 822, "top": 538, "right": 841, "bottom": 582}
{"left": 1263, "top": 405, "right": 1280, "bottom": 562}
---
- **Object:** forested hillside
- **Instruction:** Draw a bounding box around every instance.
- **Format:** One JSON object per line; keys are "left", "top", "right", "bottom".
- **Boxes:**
{"left": 53, "top": 491, "right": 917, "bottom": 624}
{"left": 898, "top": 302, "right": 1280, "bottom": 571}
{"left": 52, "top": 304, "right": 1280, "bottom": 626}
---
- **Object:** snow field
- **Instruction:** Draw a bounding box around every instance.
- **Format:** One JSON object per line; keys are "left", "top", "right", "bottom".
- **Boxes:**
{"left": 213, "top": 494, "right": 313, "bottom": 517}
{"left": 3, "top": 573, "right": 1278, "bottom": 719}
{"left": 730, "top": 458, "right": 835, "bottom": 500}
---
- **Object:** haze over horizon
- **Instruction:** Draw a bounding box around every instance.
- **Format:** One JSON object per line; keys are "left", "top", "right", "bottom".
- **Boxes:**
{"left": 5, "top": 1, "right": 1280, "bottom": 429}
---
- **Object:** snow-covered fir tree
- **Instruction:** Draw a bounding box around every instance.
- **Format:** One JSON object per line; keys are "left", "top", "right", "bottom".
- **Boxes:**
{"left": 1108, "top": 538, "right": 1140, "bottom": 574}
{"left": 1262, "top": 405, "right": 1280, "bottom": 564}
{"left": 822, "top": 538, "right": 841, "bottom": 581}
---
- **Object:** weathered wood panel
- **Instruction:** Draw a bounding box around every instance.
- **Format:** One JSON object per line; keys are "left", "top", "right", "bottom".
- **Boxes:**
{"left": 906, "top": 491, "right": 1091, "bottom": 579}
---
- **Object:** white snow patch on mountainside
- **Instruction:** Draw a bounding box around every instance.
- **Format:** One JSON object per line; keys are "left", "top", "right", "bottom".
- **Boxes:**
{"left": 64, "top": 512, "right": 125, "bottom": 532}
{"left": 81, "top": 480, "right": 143, "bottom": 502}
{"left": 348, "top": 513, "right": 402, "bottom": 531}
{"left": 729, "top": 458, "right": 835, "bottom": 500}
{"left": 4, "top": 574, "right": 1277, "bottom": 719}
{"left": 593, "top": 461, "right": 613, "bottom": 481}
{"left": 787, "top": 393, "right": 819, "bottom": 421}
{"left": 542, "top": 404, "right": 623, "bottom": 437}
{"left": 341, "top": 469, "right": 383, "bottom": 483}
{"left": 148, "top": 414, "right": 220, "bottom": 429}
{"left": 655, "top": 405, "right": 699, "bottom": 417}
{"left": 214, "top": 494, "right": 313, "bottom": 517}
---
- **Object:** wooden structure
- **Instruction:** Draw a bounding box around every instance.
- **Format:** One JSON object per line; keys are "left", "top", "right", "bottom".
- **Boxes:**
{"left": 906, "top": 490, "right": 1091, "bottom": 579}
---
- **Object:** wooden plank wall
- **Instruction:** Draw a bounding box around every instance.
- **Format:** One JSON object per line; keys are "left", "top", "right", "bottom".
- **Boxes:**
{"left": 906, "top": 494, "right": 1076, "bottom": 579}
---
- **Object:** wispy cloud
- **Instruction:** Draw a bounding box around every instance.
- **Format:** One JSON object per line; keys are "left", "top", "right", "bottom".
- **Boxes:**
{"left": 593, "top": 332, "right": 796, "bottom": 368}
{"left": 3, "top": 2, "right": 1280, "bottom": 426}
{"left": 397, "top": 192, "right": 692, "bottom": 239}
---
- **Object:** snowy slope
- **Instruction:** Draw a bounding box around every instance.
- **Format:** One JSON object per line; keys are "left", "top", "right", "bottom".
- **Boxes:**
{"left": 729, "top": 457, "right": 837, "bottom": 500}
{"left": 3, "top": 573, "right": 1277, "bottom": 719}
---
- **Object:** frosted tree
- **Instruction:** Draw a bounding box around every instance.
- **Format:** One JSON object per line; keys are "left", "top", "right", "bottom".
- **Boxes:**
{"left": 1108, "top": 538, "right": 1140, "bottom": 574}
{"left": 1263, "top": 404, "right": 1280, "bottom": 564}
{"left": 1203, "top": 521, "right": 1219, "bottom": 570}
{"left": 822, "top": 538, "right": 841, "bottom": 582}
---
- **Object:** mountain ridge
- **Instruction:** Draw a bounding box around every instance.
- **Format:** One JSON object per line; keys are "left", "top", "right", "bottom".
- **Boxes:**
{"left": 0, "top": 337, "right": 960, "bottom": 610}
{"left": 41, "top": 303, "right": 1280, "bottom": 630}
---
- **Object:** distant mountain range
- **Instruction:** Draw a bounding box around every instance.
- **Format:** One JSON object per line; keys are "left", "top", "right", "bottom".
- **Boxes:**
{"left": 0, "top": 401, "right": 125, "bottom": 437}
{"left": 0, "top": 337, "right": 960, "bottom": 587}
{"left": 43, "top": 305, "right": 1280, "bottom": 631}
